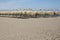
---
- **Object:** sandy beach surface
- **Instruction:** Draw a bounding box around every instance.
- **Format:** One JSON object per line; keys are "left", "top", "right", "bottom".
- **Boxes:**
{"left": 0, "top": 17, "right": 60, "bottom": 40}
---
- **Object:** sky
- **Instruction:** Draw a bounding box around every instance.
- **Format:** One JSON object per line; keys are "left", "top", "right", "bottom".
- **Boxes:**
{"left": 0, "top": 0, "right": 60, "bottom": 10}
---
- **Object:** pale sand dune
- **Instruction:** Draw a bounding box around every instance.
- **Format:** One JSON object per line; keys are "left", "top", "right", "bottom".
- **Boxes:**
{"left": 0, "top": 17, "right": 60, "bottom": 40}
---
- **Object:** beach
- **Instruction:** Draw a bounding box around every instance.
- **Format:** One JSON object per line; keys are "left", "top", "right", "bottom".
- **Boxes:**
{"left": 0, "top": 17, "right": 60, "bottom": 40}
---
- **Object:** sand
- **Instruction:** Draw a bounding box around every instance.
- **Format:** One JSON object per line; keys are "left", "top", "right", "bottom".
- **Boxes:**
{"left": 0, "top": 17, "right": 60, "bottom": 40}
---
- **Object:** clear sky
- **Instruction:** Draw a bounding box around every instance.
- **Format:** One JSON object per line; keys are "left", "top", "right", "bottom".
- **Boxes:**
{"left": 0, "top": 0, "right": 60, "bottom": 10}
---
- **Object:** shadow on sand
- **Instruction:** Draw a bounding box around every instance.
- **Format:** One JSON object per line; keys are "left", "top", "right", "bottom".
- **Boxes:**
{"left": 0, "top": 14, "right": 60, "bottom": 19}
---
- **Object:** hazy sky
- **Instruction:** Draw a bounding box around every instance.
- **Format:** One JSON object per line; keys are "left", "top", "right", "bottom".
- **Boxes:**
{"left": 0, "top": 0, "right": 60, "bottom": 10}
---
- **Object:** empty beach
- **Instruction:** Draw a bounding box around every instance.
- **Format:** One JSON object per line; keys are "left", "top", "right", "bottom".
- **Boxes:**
{"left": 0, "top": 17, "right": 60, "bottom": 40}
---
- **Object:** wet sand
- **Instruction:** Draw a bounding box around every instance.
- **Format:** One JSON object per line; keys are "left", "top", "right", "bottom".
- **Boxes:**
{"left": 0, "top": 17, "right": 60, "bottom": 40}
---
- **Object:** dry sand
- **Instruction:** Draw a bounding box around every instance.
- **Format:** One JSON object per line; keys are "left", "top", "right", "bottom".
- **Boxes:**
{"left": 0, "top": 17, "right": 60, "bottom": 40}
